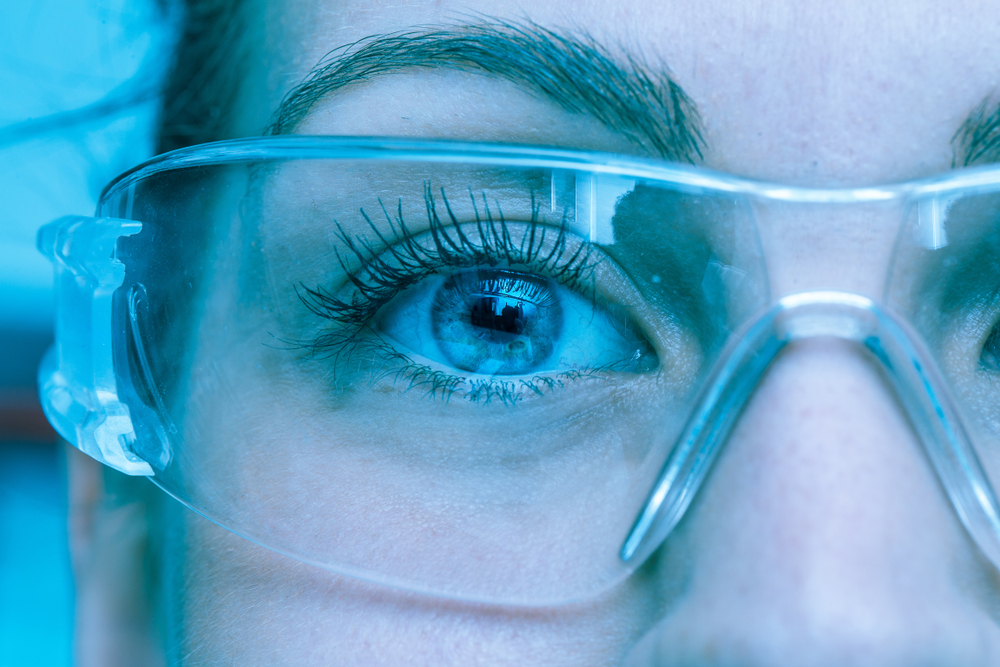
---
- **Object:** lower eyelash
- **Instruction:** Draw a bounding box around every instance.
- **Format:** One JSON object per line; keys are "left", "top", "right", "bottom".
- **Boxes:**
{"left": 308, "top": 327, "right": 606, "bottom": 406}
{"left": 469, "top": 369, "right": 606, "bottom": 406}
{"left": 399, "top": 364, "right": 606, "bottom": 406}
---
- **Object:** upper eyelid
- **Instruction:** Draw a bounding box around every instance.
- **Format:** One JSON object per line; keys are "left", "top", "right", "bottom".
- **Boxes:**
{"left": 335, "top": 187, "right": 598, "bottom": 289}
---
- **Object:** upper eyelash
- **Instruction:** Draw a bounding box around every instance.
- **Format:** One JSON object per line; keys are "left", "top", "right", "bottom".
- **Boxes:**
{"left": 439, "top": 271, "right": 558, "bottom": 313}
{"left": 293, "top": 183, "right": 597, "bottom": 359}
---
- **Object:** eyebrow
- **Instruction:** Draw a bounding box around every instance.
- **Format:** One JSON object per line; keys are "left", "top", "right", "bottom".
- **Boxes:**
{"left": 265, "top": 20, "right": 704, "bottom": 163}
{"left": 953, "top": 98, "right": 1000, "bottom": 166}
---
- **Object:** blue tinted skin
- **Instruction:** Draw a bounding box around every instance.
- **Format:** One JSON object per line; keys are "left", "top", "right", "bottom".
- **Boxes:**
{"left": 69, "top": 0, "right": 1000, "bottom": 665}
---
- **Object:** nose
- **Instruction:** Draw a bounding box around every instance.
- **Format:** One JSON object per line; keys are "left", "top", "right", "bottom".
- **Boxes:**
{"left": 624, "top": 338, "right": 1000, "bottom": 666}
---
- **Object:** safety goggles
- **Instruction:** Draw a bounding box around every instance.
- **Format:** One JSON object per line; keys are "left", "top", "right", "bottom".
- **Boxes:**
{"left": 37, "top": 136, "right": 1000, "bottom": 605}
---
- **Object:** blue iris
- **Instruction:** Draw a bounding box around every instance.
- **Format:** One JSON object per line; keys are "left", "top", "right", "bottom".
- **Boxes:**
{"left": 431, "top": 269, "right": 562, "bottom": 375}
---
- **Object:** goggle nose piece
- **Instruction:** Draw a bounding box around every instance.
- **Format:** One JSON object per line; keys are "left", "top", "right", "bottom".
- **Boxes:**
{"left": 619, "top": 291, "right": 1000, "bottom": 572}
{"left": 772, "top": 291, "right": 880, "bottom": 342}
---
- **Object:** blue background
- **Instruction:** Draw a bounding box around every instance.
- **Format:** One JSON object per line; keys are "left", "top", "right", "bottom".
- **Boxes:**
{"left": 0, "top": 2, "right": 169, "bottom": 664}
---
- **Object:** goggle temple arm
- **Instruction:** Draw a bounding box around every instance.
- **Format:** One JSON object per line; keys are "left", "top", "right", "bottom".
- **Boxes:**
{"left": 36, "top": 215, "right": 153, "bottom": 476}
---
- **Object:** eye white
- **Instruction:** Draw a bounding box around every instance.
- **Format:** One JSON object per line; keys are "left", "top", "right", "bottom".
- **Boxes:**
{"left": 377, "top": 271, "right": 654, "bottom": 377}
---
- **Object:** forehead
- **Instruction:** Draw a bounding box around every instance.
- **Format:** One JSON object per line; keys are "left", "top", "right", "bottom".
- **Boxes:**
{"left": 250, "top": 0, "right": 1000, "bottom": 187}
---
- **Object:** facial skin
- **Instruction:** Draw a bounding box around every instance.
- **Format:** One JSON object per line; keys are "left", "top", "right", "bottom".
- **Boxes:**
{"left": 69, "top": 0, "right": 1000, "bottom": 665}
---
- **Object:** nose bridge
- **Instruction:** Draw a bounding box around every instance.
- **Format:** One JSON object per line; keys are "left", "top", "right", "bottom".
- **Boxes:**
{"left": 622, "top": 291, "right": 1000, "bottom": 576}
{"left": 624, "top": 334, "right": 998, "bottom": 667}
{"left": 751, "top": 198, "right": 903, "bottom": 299}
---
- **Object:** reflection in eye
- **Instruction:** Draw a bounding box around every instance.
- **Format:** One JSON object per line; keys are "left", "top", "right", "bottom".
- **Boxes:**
{"left": 378, "top": 268, "right": 657, "bottom": 378}
{"left": 433, "top": 269, "right": 559, "bottom": 375}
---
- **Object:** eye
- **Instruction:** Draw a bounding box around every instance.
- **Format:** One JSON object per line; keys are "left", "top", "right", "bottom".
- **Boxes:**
{"left": 376, "top": 267, "right": 658, "bottom": 378}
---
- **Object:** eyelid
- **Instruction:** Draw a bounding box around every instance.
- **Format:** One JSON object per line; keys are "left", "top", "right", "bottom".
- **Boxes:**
{"left": 311, "top": 193, "right": 598, "bottom": 325}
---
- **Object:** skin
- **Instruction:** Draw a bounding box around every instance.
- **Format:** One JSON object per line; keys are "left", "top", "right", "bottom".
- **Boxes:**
{"left": 70, "top": 0, "right": 1000, "bottom": 664}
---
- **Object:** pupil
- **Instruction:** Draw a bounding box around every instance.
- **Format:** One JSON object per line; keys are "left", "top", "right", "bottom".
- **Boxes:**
{"left": 430, "top": 269, "right": 562, "bottom": 375}
{"left": 470, "top": 297, "right": 528, "bottom": 334}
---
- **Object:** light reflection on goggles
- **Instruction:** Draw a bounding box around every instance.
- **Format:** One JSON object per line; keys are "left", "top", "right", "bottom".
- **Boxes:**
{"left": 34, "top": 137, "right": 1000, "bottom": 604}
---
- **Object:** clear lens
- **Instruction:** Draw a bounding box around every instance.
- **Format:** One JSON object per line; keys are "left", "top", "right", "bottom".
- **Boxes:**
{"left": 71, "top": 139, "right": 1000, "bottom": 605}
{"left": 887, "top": 186, "right": 1000, "bottom": 510}
{"left": 96, "top": 142, "right": 768, "bottom": 603}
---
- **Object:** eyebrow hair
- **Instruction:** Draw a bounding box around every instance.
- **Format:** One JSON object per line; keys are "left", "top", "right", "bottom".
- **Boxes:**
{"left": 953, "top": 98, "right": 1000, "bottom": 166}
{"left": 265, "top": 20, "right": 704, "bottom": 163}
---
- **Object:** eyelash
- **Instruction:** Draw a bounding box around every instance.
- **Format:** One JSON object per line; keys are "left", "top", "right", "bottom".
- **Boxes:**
{"left": 290, "top": 184, "right": 606, "bottom": 404}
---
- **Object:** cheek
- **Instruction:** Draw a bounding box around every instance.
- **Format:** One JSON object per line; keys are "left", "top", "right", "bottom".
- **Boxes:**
{"left": 164, "top": 334, "right": 677, "bottom": 664}
{"left": 177, "top": 341, "right": 684, "bottom": 597}
{"left": 164, "top": 294, "right": 688, "bottom": 660}
{"left": 171, "top": 509, "right": 665, "bottom": 667}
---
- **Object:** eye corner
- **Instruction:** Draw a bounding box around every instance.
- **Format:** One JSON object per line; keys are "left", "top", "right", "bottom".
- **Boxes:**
{"left": 980, "top": 325, "right": 1000, "bottom": 373}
